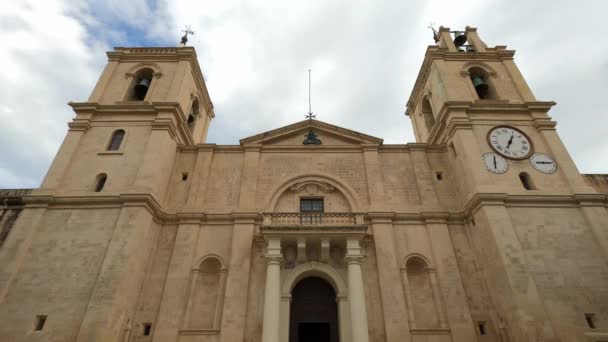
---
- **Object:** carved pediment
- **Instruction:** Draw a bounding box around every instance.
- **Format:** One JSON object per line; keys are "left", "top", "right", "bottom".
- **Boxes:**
{"left": 239, "top": 119, "right": 383, "bottom": 146}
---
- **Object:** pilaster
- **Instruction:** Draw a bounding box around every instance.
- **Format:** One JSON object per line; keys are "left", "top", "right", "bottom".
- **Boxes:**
{"left": 362, "top": 144, "right": 386, "bottom": 211}
{"left": 153, "top": 221, "right": 201, "bottom": 342}
{"left": 424, "top": 214, "right": 476, "bottom": 341}
{"left": 368, "top": 213, "right": 411, "bottom": 342}
{"left": 219, "top": 214, "right": 257, "bottom": 342}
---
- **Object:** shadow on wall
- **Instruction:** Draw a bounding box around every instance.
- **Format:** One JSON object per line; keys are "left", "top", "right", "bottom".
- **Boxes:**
{"left": 0, "top": 189, "right": 32, "bottom": 247}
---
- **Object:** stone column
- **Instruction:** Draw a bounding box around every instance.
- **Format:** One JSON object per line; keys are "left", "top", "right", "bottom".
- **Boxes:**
{"left": 346, "top": 239, "right": 370, "bottom": 342}
{"left": 261, "top": 238, "right": 282, "bottom": 342}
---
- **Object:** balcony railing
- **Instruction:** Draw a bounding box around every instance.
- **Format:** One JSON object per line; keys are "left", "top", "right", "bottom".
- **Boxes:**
{"left": 264, "top": 212, "right": 362, "bottom": 226}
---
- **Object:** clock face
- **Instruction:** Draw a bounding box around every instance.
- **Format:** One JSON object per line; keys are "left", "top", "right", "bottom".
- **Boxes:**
{"left": 530, "top": 153, "right": 557, "bottom": 174}
{"left": 487, "top": 126, "right": 533, "bottom": 159}
{"left": 482, "top": 152, "right": 509, "bottom": 174}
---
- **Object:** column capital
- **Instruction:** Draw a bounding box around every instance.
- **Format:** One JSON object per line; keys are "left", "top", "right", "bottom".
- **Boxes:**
{"left": 345, "top": 255, "right": 364, "bottom": 265}
{"left": 264, "top": 256, "right": 283, "bottom": 265}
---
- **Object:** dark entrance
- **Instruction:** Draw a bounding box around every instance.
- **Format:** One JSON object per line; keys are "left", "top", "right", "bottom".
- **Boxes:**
{"left": 289, "top": 277, "right": 339, "bottom": 342}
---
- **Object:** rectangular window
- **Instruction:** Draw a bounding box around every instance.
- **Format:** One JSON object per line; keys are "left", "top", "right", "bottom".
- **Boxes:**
{"left": 300, "top": 198, "right": 324, "bottom": 212}
{"left": 300, "top": 198, "right": 324, "bottom": 224}
{"left": 34, "top": 315, "right": 47, "bottom": 331}
{"left": 143, "top": 323, "right": 152, "bottom": 336}
{"left": 585, "top": 313, "right": 596, "bottom": 329}
{"left": 478, "top": 321, "right": 486, "bottom": 335}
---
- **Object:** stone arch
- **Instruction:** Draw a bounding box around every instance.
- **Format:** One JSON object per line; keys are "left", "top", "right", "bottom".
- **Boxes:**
{"left": 403, "top": 253, "right": 433, "bottom": 269}
{"left": 282, "top": 261, "right": 347, "bottom": 297}
{"left": 280, "top": 262, "right": 351, "bottom": 342}
{"left": 125, "top": 63, "right": 162, "bottom": 79}
{"left": 266, "top": 174, "right": 362, "bottom": 212}
{"left": 459, "top": 61, "right": 497, "bottom": 78}
{"left": 194, "top": 254, "right": 226, "bottom": 271}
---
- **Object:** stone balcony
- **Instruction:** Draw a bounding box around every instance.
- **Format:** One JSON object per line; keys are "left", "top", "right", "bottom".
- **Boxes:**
{"left": 262, "top": 212, "right": 365, "bottom": 226}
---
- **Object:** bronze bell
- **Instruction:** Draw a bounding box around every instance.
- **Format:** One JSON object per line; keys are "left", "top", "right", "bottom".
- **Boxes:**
{"left": 471, "top": 76, "right": 489, "bottom": 98}
{"left": 134, "top": 78, "right": 150, "bottom": 100}
{"left": 453, "top": 31, "right": 467, "bottom": 47}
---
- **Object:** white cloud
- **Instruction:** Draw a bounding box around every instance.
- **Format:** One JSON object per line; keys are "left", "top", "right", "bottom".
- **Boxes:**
{"left": 0, "top": 0, "right": 107, "bottom": 188}
{"left": 0, "top": 0, "right": 606, "bottom": 188}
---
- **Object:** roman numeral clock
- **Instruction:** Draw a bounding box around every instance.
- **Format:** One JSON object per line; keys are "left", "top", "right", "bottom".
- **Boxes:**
{"left": 482, "top": 126, "right": 557, "bottom": 174}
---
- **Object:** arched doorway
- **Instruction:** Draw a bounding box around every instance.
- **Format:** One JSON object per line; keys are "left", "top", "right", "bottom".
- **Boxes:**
{"left": 289, "top": 277, "right": 339, "bottom": 342}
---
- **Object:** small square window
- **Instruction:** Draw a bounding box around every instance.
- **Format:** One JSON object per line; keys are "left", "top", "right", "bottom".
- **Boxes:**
{"left": 34, "top": 315, "right": 47, "bottom": 331}
{"left": 181, "top": 173, "right": 188, "bottom": 181}
{"left": 436, "top": 171, "right": 443, "bottom": 181}
{"left": 143, "top": 323, "right": 152, "bottom": 336}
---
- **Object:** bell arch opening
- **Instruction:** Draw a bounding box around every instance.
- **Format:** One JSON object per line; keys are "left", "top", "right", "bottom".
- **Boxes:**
{"left": 289, "top": 277, "right": 339, "bottom": 342}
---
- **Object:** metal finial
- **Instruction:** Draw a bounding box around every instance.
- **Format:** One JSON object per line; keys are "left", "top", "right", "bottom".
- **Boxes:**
{"left": 180, "top": 25, "right": 195, "bottom": 47}
{"left": 305, "top": 69, "right": 316, "bottom": 120}
{"left": 428, "top": 22, "right": 439, "bottom": 43}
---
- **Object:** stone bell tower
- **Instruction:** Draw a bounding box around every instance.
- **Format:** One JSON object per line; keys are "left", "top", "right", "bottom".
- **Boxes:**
{"left": 40, "top": 47, "right": 214, "bottom": 201}
{"left": 406, "top": 27, "right": 608, "bottom": 342}
{"left": 0, "top": 47, "right": 215, "bottom": 342}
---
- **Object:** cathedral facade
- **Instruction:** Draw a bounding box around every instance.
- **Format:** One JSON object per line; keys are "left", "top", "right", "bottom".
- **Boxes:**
{"left": 0, "top": 27, "right": 607, "bottom": 342}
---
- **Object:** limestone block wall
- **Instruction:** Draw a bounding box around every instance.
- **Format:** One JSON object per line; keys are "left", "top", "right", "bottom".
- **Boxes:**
{"left": 584, "top": 174, "right": 608, "bottom": 194}
{"left": 0, "top": 207, "right": 122, "bottom": 342}
{"left": 0, "top": 189, "right": 31, "bottom": 247}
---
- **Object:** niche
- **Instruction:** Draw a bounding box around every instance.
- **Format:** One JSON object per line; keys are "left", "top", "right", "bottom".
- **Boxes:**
{"left": 406, "top": 256, "right": 440, "bottom": 329}
{"left": 186, "top": 257, "right": 225, "bottom": 329}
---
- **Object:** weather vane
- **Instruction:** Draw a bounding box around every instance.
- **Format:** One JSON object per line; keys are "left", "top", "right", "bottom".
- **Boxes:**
{"left": 428, "top": 22, "right": 439, "bottom": 43}
{"left": 180, "top": 25, "right": 195, "bottom": 47}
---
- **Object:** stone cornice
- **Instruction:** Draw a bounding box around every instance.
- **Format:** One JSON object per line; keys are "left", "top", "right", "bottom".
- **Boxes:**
{"left": 69, "top": 101, "right": 194, "bottom": 145}
{"left": 428, "top": 100, "right": 557, "bottom": 144}
{"left": 176, "top": 142, "right": 447, "bottom": 154}
{"left": 20, "top": 192, "right": 605, "bottom": 227}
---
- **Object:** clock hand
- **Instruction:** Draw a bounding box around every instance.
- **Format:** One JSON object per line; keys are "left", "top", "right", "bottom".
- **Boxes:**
{"left": 535, "top": 161, "right": 553, "bottom": 164}
{"left": 493, "top": 156, "right": 497, "bottom": 169}
{"left": 506, "top": 134, "right": 514, "bottom": 149}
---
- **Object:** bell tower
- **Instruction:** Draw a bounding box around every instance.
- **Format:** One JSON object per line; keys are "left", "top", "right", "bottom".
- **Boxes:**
{"left": 406, "top": 27, "right": 607, "bottom": 342}
{"left": 40, "top": 47, "right": 214, "bottom": 201}
{"left": 406, "top": 26, "right": 593, "bottom": 197}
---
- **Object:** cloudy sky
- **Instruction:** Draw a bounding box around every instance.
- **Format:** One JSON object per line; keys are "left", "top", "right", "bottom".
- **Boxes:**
{"left": 1, "top": 0, "right": 607, "bottom": 188}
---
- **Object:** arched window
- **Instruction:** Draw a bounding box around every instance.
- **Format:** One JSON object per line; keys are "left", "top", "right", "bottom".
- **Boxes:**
{"left": 519, "top": 172, "right": 536, "bottom": 190}
{"left": 107, "top": 129, "right": 125, "bottom": 151}
{"left": 421, "top": 96, "right": 435, "bottom": 132}
{"left": 468, "top": 67, "right": 497, "bottom": 100}
{"left": 126, "top": 68, "right": 154, "bottom": 101}
{"left": 187, "top": 98, "right": 199, "bottom": 131}
{"left": 94, "top": 173, "right": 107, "bottom": 192}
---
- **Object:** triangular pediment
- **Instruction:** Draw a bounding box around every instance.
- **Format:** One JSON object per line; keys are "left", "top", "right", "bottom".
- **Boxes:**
{"left": 239, "top": 120, "right": 383, "bottom": 146}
